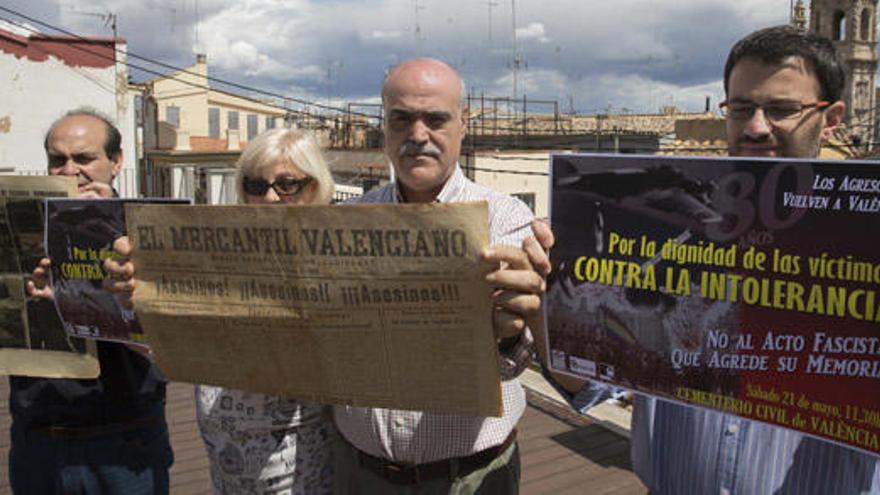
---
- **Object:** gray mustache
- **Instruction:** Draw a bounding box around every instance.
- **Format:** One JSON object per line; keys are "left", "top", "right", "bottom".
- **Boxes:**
{"left": 399, "top": 141, "right": 441, "bottom": 158}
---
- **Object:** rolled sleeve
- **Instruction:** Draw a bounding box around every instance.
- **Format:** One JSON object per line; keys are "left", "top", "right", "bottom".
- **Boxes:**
{"left": 499, "top": 327, "right": 534, "bottom": 379}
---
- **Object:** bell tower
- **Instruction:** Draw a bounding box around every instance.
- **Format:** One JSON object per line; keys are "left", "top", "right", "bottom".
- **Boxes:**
{"left": 792, "top": 0, "right": 808, "bottom": 30}
{"left": 809, "top": 0, "right": 878, "bottom": 148}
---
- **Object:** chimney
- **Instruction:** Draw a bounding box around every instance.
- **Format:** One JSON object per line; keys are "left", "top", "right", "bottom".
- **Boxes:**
{"left": 195, "top": 53, "right": 209, "bottom": 83}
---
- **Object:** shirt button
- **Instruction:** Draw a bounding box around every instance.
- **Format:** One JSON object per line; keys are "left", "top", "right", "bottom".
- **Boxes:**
{"left": 394, "top": 418, "right": 405, "bottom": 428}
{"left": 727, "top": 423, "right": 739, "bottom": 434}
{"left": 720, "top": 489, "right": 731, "bottom": 495}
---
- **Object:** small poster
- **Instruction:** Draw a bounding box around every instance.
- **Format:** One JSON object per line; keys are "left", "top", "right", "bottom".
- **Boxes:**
{"left": 47, "top": 198, "right": 188, "bottom": 346}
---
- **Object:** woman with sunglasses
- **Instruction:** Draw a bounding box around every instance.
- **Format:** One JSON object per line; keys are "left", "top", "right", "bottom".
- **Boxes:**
{"left": 197, "top": 128, "right": 336, "bottom": 494}
{"left": 105, "top": 128, "right": 337, "bottom": 494}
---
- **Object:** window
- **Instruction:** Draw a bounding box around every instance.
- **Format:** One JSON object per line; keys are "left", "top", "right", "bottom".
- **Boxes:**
{"left": 134, "top": 95, "right": 144, "bottom": 125}
{"left": 166, "top": 106, "right": 180, "bottom": 127}
{"left": 247, "top": 114, "right": 258, "bottom": 140}
{"left": 512, "top": 193, "right": 535, "bottom": 213}
{"left": 266, "top": 116, "right": 276, "bottom": 129}
{"left": 227, "top": 110, "right": 239, "bottom": 130}
{"left": 209, "top": 108, "right": 220, "bottom": 138}
{"left": 834, "top": 10, "right": 846, "bottom": 41}
{"left": 861, "top": 8, "right": 872, "bottom": 41}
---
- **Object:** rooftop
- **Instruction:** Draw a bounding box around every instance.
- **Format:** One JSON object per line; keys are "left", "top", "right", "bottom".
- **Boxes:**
{"left": 0, "top": 372, "right": 645, "bottom": 494}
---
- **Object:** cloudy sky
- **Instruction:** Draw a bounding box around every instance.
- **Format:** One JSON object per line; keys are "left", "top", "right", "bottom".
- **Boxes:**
{"left": 1, "top": 0, "right": 794, "bottom": 115}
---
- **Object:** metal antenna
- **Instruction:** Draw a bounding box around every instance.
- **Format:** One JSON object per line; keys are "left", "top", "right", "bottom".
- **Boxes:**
{"left": 194, "top": 0, "right": 202, "bottom": 52}
{"left": 511, "top": 0, "right": 522, "bottom": 100}
{"left": 67, "top": 8, "right": 117, "bottom": 38}
{"left": 413, "top": 0, "right": 426, "bottom": 49}
{"left": 485, "top": 0, "right": 498, "bottom": 42}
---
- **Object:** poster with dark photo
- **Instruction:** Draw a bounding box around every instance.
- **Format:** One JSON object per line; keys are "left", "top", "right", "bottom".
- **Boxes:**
{"left": 47, "top": 198, "right": 188, "bottom": 346}
{"left": 0, "top": 198, "right": 81, "bottom": 350}
{"left": 0, "top": 176, "right": 98, "bottom": 379}
{"left": 546, "top": 153, "right": 880, "bottom": 456}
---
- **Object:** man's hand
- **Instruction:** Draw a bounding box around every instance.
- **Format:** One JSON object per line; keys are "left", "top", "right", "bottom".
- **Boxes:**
{"left": 78, "top": 181, "right": 114, "bottom": 199}
{"left": 103, "top": 237, "right": 153, "bottom": 360}
{"left": 103, "top": 236, "right": 136, "bottom": 310}
{"left": 482, "top": 245, "right": 545, "bottom": 341}
{"left": 482, "top": 219, "right": 555, "bottom": 341}
{"left": 523, "top": 219, "right": 554, "bottom": 276}
{"left": 26, "top": 257, "right": 54, "bottom": 299}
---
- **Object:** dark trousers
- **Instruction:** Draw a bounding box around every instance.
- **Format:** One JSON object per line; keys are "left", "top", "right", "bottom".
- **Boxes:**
{"left": 9, "top": 418, "right": 173, "bottom": 495}
{"left": 334, "top": 434, "right": 521, "bottom": 495}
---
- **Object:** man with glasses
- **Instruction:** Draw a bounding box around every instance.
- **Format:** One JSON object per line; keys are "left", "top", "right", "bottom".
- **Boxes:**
{"left": 549, "top": 26, "right": 879, "bottom": 494}
{"left": 720, "top": 26, "right": 844, "bottom": 159}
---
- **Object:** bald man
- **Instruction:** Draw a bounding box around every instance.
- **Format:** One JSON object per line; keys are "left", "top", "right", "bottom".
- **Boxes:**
{"left": 9, "top": 109, "right": 172, "bottom": 495}
{"left": 332, "top": 58, "right": 546, "bottom": 494}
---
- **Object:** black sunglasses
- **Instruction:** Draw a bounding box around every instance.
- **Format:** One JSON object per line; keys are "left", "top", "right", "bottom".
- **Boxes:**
{"left": 242, "top": 176, "right": 313, "bottom": 197}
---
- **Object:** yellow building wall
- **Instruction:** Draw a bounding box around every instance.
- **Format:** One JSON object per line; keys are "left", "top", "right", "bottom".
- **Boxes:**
{"left": 208, "top": 91, "right": 285, "bottom": 144}
{"left": 151, "top": 61, "right": 210, "bottom": 139}
{"left": 473, "top": 152, "right": 551, "bottom": 219}
{"left": 150, "top": 59, "right": 287, "bottom": 150}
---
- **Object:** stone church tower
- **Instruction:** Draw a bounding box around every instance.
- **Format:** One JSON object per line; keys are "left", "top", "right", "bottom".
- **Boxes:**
{"left": 809, "top": 0, "right": 878, "bottom": 147}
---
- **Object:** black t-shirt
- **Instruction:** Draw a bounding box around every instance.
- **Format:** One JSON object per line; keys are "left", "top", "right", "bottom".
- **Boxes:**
{"left": 9, "top": 341, "right": 166, "bottom": 429}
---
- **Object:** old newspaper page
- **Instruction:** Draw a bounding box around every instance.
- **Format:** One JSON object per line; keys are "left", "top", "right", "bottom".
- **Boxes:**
{"left": 0, "top": 176, "right": 99, "bottom": 379}
{"left": 128, "top": 201, "right": 503, "bottom": 416}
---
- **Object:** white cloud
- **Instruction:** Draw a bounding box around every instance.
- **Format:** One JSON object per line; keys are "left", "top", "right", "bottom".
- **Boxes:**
{"left": 11, "top": 0, "right": 795, "bottom": 111}
{"left": 485, "top": 68, "right": 725, "bottom": 114}
{"left": 516, "top": 22, "right": 550, "bottom": 43}
{"left": 368, "top": 30, "right": 405, "bottom": 41}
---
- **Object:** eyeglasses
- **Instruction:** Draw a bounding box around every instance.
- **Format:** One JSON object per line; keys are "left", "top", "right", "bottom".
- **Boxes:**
{"left": 242, "top": 176, "right": 313, "bottom": 197}
{"left": 720, "top": 100, "right": 830, "bottom": 123}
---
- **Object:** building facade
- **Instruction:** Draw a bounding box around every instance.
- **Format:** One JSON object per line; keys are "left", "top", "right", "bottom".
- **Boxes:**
{"left": 143, "top": 54, "right": 291, "bottom": 153}
{"left": 810, "top": 0, "right": 878, "bottom": 148}
{"left": 0, "top": 26, "right": 138, "bottom": 196}
{"left": 472, "top": 151, "right": 550, "bottom": 218}
{"left": 142, "top": 56, "right": 379, "bottom": 203}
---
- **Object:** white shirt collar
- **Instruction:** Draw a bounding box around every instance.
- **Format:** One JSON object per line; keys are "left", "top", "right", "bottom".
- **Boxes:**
{"left": 393, "top": 164, "right": 464, "bottom": 204}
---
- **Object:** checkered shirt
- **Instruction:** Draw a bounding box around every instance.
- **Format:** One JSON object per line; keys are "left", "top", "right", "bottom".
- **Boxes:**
{"left": 334, "top": 165, "right": 536, "bottom": 463}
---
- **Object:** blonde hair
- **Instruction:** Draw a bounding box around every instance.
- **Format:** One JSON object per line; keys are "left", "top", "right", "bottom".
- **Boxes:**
{"left": 234, "top": 128, "right": 334, "bottom": 205}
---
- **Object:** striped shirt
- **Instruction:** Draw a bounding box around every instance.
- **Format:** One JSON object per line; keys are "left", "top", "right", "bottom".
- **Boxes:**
{"left": 563, "top": 383, "right": 880, "bottom": 494}
{"left": 333, "top": 165, "right": 535, "bottom": 464}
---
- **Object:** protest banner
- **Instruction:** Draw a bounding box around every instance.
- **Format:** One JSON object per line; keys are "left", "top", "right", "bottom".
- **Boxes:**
{"left": 0, "top": 176, "right": 98, "bottom": 379}
{"left": 126, "top": 201, "right": 503, "bottom": 416}
{"left": 546, "top": 153, "right": 880, "bottom": 455}
{"left": 47, "top": 198, "right": 188, "bottom": 346}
